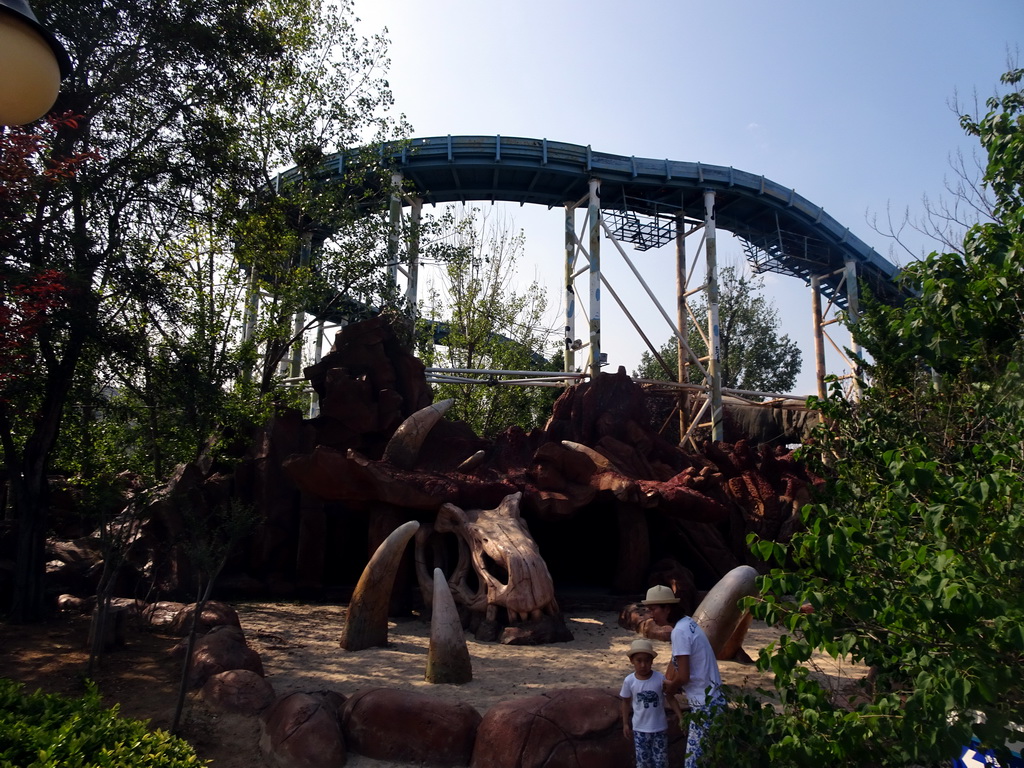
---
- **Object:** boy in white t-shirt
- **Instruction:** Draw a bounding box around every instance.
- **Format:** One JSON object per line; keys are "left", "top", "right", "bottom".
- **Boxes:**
{"left": 619, "top": 638, "right": 684, "bottom": 768}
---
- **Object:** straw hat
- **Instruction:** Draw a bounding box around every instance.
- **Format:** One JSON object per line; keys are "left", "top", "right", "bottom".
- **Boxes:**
{"left": 641, "top": 585, "right": 680, "bottom": 605}
{"left": 627, "top": 638, "right": 657, "bottom": 659}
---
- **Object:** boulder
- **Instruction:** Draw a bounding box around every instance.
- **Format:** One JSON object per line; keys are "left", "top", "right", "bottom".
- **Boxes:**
{"left": 201, "top": 669, "right": 276, "bottom": 715}
{"left": 260, "top": 690, "right": 347, "bottom": 768}
{"left": 471, "top": 687, "right": 682, "bottom": 768}
{"left": 341, "top": 687, "right": 481, "bottom": 766}
{"left": 168, "top": 600, "right": 242, "bottom": 635}
{"left": 170, "top": 624, "right": 264, "bottom": 689}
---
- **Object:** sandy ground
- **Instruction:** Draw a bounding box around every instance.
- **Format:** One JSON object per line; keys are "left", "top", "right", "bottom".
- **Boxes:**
{"left": 227, "top": 598, "right": 868, "bottom": 768}
{"left": 0, "top": 596, "right": 868, "bottom": 767}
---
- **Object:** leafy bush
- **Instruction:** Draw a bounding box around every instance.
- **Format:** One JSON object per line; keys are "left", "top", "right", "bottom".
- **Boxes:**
{"left": 0, "top": 678, "right": 206, "bottom": 767}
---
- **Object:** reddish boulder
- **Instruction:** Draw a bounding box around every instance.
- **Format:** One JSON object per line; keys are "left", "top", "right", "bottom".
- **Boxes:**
{"left": 201, "top": 669, "right": 276, "bottom": 715}
{"left": 471, "top": 687, "right": 680, "bottom": 768}
{"left": 168, "top": 600, "right": 242, "bottom": 635}
{"left": 260, "top": 691, "right": 347, "bottom": 768}
{"left": 341, "top": 687, "right": 481, "bottom": 766}
{"left": 170, "top": 624, "right": 264, "bottom": 689}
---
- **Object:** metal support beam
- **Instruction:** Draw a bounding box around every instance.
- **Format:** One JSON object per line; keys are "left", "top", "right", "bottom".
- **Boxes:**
{"left": 564, "top": 204, "right": 576, "bottom": 373}
{"left": 588, "top": 178, "right": 601, "bottom": 378}
{"left": 675, "top": 209, "right": 689, "bottom": 442}
{"left": 845, "top": 258, "right": 862, "bottom": 399}
{"left": 388, "top": 171, "right": 403, "bottom": 287}
{"left": 407, "top": 197, "right": 422, "bottom": 315}
{"left": 811, "top": 274, "right": 827, "bottom": 399}
{"left": 704, "top": 190, "right": 724, "bottom": 441}
{"left": 289, "top": 231, "right": 313, "bottom": 378}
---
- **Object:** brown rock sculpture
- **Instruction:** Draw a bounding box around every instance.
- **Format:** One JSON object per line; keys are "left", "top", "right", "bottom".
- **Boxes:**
{"left": 171, "top": 624, "right": 264, "bottom": 690}
{"left": 201, "top": 669, "right": 276, "bottom": 715}
{"left": 259, "top": 690, "right": 347, "bottom": 768}
{"left": 341, "top": 687, "right": 481, "bottom": 766}
{"left": 470, "top": 687, "right": 672, "bottom": 768}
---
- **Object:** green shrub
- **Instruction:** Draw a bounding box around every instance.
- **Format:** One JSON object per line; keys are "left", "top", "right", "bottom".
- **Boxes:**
{"left": 0, "top": 678, "right": 206, "bottom": 767}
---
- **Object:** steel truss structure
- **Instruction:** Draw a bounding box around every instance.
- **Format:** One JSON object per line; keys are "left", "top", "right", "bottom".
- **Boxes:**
{"left": 269, "top": 135, "right": 909, "bottom": 440}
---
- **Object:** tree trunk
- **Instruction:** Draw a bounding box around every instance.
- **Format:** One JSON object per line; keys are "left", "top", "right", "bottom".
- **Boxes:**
{"left": 9, "top": 461, "right": 49, "bottom": 623}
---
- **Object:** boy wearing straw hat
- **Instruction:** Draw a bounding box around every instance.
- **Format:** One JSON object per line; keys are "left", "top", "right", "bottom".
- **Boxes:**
{"left": 642, "top": 584, "right": 724, "bottom": 767}
{"left": 620, "top": 637, "right": 684, "bottom": 768}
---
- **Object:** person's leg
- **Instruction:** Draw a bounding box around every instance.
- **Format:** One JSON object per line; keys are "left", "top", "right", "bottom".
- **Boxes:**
{"left": 685, "top": 695, "right": 724, "bottom": 767}
{"left": 684, "top": 706, "right": 708, "bottom": 768}
{"left": 634, "top": 730, "right": 656, "bottom": 768}
{"left": 650, "top": 730, "right": 669, "bottom": 768}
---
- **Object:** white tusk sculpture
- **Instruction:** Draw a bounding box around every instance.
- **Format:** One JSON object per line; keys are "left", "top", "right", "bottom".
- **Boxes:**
{"left": 560, "top": 440, "right": 625, "bottom": 474}
{"left": 456, "top": 449, "right": 487, "bottom": 473}
{"left": 340, "top": 520, "right": 420, "bottom": 651}
{"left": 382, "top": 399, "right": 454, "bottom": 470}
{"left": 425, "top": 567, "right": 473, "bottom": 685}
{"left": 692, "top": 564, "right": 759, "bottom": 660}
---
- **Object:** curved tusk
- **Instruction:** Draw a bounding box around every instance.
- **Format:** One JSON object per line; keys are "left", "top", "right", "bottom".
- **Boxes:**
{"left": 561, "top": 440, "right": 624, "bottom": 474}
{"left": 340, "top": 520, "right": 420, "bottom": 651}
{"left": 692, "top": 564, "right": 759, "bottom": 660}
{"left": 425, "top": 567, "right": 473, "bottom": 685}
{"left": 383, "top": 399, "right": 454, "bottom": 470}
{"left": 456, "top": 449, "right": 487, "bottom": 473}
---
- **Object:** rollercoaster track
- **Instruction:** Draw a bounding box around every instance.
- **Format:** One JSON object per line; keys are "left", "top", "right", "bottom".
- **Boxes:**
{"left": 278, "top": 134, "right": 907, "bottom": 309}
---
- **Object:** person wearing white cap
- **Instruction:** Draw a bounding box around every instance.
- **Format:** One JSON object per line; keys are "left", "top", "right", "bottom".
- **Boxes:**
{"left": 619, "top": 637, "right": 684, "bottom": 768}
{"left": 641, "top": 584, "right": 724, "bottom": 767}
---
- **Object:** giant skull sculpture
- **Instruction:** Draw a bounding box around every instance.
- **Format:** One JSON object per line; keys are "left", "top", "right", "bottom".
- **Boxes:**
{"left": 415, "top": 492, "right": 568, "bottom": 641}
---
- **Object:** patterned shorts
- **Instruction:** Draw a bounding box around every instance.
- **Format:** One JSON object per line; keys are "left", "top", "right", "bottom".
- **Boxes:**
{"left": 634, "top": 730, "right": 669, "bottom": 768}
{"left": 685, "top": 695, "right": 725, "bottom": 767}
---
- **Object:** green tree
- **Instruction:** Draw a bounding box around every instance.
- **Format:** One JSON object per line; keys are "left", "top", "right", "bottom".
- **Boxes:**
{"left": 633, "top": 265, "right": 802, "bottom": 397}
{"left": 416, "top": 208, "right": 559, "bottom": 438}
{"left": 710, "top": 69, "right": 1024, "bottom": 767}
{"left": 0, "top": 0, "right": 403, "bottom": 622}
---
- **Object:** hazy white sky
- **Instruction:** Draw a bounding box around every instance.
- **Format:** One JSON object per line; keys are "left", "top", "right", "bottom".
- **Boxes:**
{"left": 352, "top": 0, "right": 1022, "bottom": 395}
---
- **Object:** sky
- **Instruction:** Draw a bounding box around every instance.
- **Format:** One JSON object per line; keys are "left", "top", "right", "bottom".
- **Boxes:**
{"left": 350, "top": 0, "right": 1022, "bottom": 396}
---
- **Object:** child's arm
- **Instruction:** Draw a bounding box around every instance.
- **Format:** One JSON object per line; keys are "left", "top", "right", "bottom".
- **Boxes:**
{"left": 620, "top": 696, "right": 633, "bottom": 740}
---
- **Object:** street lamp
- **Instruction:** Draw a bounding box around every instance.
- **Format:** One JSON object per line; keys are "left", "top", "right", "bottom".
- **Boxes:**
{"left": 0, "top": 0, "right": 71, "bottom": 126}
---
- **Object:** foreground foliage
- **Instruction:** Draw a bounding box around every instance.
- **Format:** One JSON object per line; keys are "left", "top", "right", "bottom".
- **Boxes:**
{"left": 704, "top": 69, "right": 1024, "bottom": 767}
{"left": 0, "top": 678, "right": 204, "bottom": 767}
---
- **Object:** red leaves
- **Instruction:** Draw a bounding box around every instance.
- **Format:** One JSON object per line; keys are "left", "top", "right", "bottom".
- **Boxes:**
{"left": 0, "top": 270, "right": 70, "bottom": 394}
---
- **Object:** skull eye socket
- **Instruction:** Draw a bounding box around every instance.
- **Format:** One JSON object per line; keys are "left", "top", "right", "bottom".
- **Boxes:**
{"left": 481, "top": 551, "right": 509, "bottom": 584}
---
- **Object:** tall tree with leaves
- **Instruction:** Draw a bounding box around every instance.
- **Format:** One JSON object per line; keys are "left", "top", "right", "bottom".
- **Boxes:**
{"left": 706, "top": 69, "right": 1024, "bottom": 767}
{"left": 416, "top": 208, "right": 559, "bottom": 438}
{"left": 633, "top": 265, "right": 802, "bottom": 397}
{"left": 0, "top": 0, "right": 404, "bottom": 622}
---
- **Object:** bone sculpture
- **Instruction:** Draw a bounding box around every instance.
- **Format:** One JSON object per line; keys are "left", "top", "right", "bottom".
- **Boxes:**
{"left": 382, "top": 399, "right": 453, "bottom": 470}
{"left": 425, "top": 567, "right": 473, "bottom": 684}
{"left": 340, "top": 520, "right": 420, "bottom": 651}
{"left": 416, "top": 492, "right": 562, "bottom": 636}
{"left": 691, "top": 564, "right": 759, "bottom": 660}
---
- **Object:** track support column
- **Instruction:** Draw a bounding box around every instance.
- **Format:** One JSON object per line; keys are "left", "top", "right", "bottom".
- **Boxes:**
{"left": 704, "top": 190, "right": 724, "bottom": 441}
{"left": 407, "top": 197, "right": 422, "bottom": 316}
{"left": 289, "top": 230, "right": 313, "bottom": 378}
{"left": 675, "top": 208, "right": 689, "bottom": 441}
{"left": 811, "top": 275, "right": 827, "bottom": 400}
{"left": 588, "top": 178, "right": 601, "bottom": 379}
{"left": 388, "top": 171, "right": 403, "bottom": 288}
{"left": 845, "top": 258, "right": 862, "bottom": 399}
{"left": 564, "top": 204, "right": 576, "bottom": 373}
